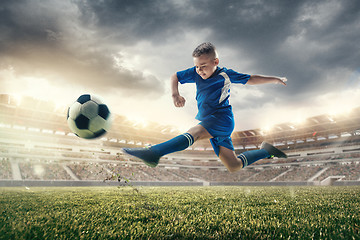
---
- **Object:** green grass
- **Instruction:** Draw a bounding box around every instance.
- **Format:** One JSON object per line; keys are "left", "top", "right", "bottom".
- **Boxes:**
{"left": 1, "top": 186, "right": 359, "bottom": 239}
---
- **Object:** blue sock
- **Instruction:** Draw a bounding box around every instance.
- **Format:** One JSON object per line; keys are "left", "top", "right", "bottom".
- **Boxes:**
{"left": 150, "top": 133, "right": 194, "bottom": 157}
{"left": 238, "top": 149, "right": 270, "bottom": 168}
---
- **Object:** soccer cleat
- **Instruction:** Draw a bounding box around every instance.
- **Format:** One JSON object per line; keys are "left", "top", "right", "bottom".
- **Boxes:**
{"left": 122, "top": 147, "right": 160, "bottom": 167}
{"left": 260, "top": 142, "right": 287, "bottom": 158}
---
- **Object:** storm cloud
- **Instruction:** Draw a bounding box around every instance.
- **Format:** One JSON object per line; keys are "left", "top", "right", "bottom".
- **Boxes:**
{"left": 0, "top": 0, "right": 165, "bottom": 97}
{"left": 1, "top": 0, "right": 359, "bottom": 129}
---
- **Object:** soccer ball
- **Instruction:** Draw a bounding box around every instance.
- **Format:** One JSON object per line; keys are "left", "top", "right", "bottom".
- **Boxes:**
{"left": 67, "top": 94, "right": 112, "bottom": 139}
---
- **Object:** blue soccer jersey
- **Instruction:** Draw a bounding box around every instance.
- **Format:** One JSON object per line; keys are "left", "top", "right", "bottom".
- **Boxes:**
{"left": 177, "top": 66, "right": 250, "bottom": 121}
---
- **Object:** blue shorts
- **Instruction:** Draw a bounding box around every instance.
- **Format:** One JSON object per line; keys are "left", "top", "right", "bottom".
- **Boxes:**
{"left": 199, "top": 111, "right": 235, "bottom": 156}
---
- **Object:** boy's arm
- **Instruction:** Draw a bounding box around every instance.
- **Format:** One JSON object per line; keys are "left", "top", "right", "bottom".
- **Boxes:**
{"left": 247, "top": 75, "right": 287, "bottom": 86}
{"left": 171, "top": 73, "right": 186, "bottom": 107}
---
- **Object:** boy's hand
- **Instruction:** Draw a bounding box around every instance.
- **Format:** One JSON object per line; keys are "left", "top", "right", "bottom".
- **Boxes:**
{"left": 172, "top": 94, "right": 186, "bottom": 107}
{"left": 277, "top": 77, "right": 287, "bottom": 86}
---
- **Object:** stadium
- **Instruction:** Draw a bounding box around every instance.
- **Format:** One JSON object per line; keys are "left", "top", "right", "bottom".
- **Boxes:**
{"left": 1, "top": 94, "right": 359, "bottom": 187}
{"left": 2, "top": 94, "right": 359, "bottom": 239}
{"left": 1, "top": 1, "right": 360, "bottom": 238}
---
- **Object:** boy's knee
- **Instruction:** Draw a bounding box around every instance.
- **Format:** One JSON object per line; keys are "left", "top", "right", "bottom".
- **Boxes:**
{"left": 186, "top": 125, "right": 211, "bottom": 141}
{"left": 226, "top": 162, "right": 243, "bottom": 173}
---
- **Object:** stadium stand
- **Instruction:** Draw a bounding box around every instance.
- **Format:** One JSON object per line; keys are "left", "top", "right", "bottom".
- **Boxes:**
{"left": 0, "top": 94, "right": 360, "bottom": 186}
{"left": 0, "top": 158, "right": 12, "bottom": 179}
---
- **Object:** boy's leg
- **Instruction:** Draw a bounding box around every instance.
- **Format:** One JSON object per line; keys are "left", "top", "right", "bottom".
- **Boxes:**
{"left": 219, "top": 142, "right": 287, "bottom": 172}
{"left": 238, "top": 142, "right": 287, "bottom": 168}
{"left": 186, "top": 124, "right": 212, "bottom": 141}
{"left": 219, "top": 146, "right": 269, "bottom": 172}
{"left": 219, "top": 146, "right": 243, "bottom": 172}
{"left": 122, "top": 124, "right": 211, "bottom": 167}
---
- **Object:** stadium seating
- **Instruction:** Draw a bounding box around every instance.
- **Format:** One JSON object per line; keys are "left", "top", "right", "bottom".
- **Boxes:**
{"left": 1, "top": 94, "right": 360, "bottom": 185}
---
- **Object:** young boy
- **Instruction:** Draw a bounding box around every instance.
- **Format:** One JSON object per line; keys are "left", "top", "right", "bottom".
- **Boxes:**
{"left": 123, "top": 42, "right": 287, "bottom": 172}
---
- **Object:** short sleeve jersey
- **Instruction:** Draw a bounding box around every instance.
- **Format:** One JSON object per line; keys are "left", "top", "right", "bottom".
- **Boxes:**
{"left": 177, "top": 66, "right": 250, "bottom": 121}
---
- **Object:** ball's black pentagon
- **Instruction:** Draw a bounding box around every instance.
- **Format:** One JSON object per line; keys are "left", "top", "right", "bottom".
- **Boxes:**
{"left": 75, "top": 114, "right": 90, "bottom": 129}
{"left": 93, "top": 129, "right": 106, "bottom": 138}
{"left": 67, "top": 107, "right": 70, "bottom": 119}
{"left": 77, "top": 94, "right": 91, "bottom": 104}
{"left": 98, "top": 104, "right": 110, "bottom": 119}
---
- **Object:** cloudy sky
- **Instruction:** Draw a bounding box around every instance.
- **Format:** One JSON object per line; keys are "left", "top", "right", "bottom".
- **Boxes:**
{"left": 1, "top": 0, "right": 360, "bottom": 131}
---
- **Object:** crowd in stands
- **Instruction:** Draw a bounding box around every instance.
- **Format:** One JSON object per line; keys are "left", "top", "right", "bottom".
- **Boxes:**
{"left": 274, "top": 166, "right": 323, "bottom": 182}
{"left": 18, "top": 161, "right": 72, "bottom": 180}
{"left": 106, "top": 164, "right": 157, "bottom": 181}
{"left": 3, "top": 95, "right": 360, "bottom": 187}
{"left": 1, "top": 130, "right": 360, "bottom": 183}
{"left": 3, "top": 157, "right": 359, "bottom": 183}
{"left": 247, "top": 167, "right": 288, "bottom": 182}
{"left": 2, "top": 134, "right": 360, "bottom": 183}
{"left": 0, "top": 158, "right": 12, "bottom": 179}
{"left": 66, "top": 162, "right": 110, "bottom": 180}
{"left": 282, "top": 137, "right": 360, "bottom": 153}
{"left": 314, "top": 162, "right": 360, "bottom": 181}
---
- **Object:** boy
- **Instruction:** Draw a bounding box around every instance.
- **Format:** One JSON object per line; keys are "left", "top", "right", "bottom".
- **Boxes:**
{"left": 123, "top": 42, "right": 287, "bottom": 172}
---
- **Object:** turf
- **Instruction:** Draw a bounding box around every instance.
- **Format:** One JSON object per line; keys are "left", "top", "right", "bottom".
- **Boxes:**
{"left": 1, "top": 186, "right": 359, "bottom": 239}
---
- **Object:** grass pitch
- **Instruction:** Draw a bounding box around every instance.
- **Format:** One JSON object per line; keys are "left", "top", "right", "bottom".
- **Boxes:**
{"left": 1, "top": 186, "right": 359, "bottom": 239}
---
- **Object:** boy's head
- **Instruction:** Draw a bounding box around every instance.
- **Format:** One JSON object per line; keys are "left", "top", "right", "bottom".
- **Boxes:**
{"left": 192, "top": 42, "right": 219, "bottom": 79}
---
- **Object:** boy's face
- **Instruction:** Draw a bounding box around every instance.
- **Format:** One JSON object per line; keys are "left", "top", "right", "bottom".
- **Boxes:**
{"left": 193, "top": 54, "right": 219, "bottom": 79}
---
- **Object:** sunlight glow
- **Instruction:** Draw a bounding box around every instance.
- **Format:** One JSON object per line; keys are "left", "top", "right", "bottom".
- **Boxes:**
{"left": 260, "top": 125, "right": 273, "bottom": 135}
{"left": 12, "top": 94, "right": 22, "bottom": 106}
{"left": 292, "top": 118, "right": 306, "bottom": 126}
